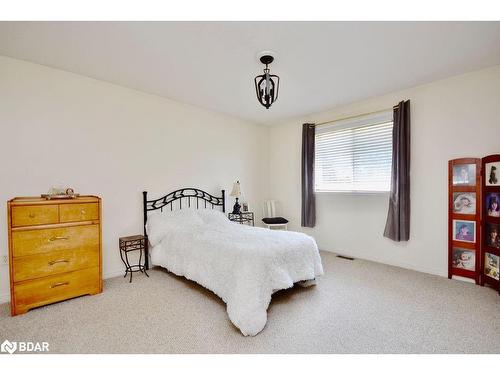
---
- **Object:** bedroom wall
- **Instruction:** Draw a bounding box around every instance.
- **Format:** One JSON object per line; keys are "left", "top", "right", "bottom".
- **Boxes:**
{"left": 268, "top": 64, "right": 500, "bottom": 277}
{"left": 0, "top": 55, "right": 269, "bottom": 303}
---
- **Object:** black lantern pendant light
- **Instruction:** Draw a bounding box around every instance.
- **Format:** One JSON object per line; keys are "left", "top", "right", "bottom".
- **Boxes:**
{"left": 254, "top": 54, "right": 280, "bottom": 109}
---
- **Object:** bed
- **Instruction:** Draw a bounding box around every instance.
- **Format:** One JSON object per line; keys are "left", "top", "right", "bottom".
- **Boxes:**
{"left": 142, "top": 188, "right": 323, "bottom": 336}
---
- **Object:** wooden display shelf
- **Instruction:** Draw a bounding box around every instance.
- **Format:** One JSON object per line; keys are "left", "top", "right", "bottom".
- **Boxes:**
{"left": 480, "top": 154, "right": 500, "bottom": 294}
{"left": 448, "top": 158, "right": 482, "bottom": 284}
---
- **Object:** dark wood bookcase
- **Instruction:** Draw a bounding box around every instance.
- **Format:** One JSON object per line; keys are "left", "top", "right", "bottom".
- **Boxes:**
{"left": 448, "top": 158, "right": 482, "bottom": 284}
{"left": 480, "top": 154, "right": 500, "bottom": 294}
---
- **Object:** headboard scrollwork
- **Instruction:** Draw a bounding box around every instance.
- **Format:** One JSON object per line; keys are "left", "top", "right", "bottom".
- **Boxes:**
{"left": 145, "top": 188, "right": 225, "bottom": 212}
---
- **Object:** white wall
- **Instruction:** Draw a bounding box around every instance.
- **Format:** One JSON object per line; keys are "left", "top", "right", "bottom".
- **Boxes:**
{"left": 0, "top": 56, "right": 269, "bottom": 302}
{"left": 2, "top": 55, "right": 499, "bottom": 306}
{"left": 269, "top": 64, "right": 500, "bottom": 277}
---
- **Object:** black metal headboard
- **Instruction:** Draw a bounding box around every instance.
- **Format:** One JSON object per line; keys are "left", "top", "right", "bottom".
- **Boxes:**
{"left": 142, "top": 188, "right": 225, "bottom": 269}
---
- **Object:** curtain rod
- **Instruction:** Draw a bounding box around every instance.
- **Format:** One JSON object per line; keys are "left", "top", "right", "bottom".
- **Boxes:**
{"left": 314, "top": 106, "right": 396, "bottom": 127}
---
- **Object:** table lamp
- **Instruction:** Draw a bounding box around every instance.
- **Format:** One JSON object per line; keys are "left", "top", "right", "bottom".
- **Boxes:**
{"left": 230, "top": 181, "right": 242, "bottom": 214}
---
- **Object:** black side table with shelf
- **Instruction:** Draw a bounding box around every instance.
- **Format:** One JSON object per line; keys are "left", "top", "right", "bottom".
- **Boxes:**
{"left": 228, "top": 212, "right": 254, "bottom": 226}
{"left": 119, "top": 235, "right": 149, "bottom": 282}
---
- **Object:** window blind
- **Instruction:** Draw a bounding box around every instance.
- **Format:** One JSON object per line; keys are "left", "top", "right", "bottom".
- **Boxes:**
{"left": 315, "top": 113, "right": 393, "bottom": 193}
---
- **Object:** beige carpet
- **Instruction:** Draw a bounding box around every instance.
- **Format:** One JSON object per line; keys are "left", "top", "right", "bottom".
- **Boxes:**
{"left": 1, "top": 251, "right": 499, "bottom": 354}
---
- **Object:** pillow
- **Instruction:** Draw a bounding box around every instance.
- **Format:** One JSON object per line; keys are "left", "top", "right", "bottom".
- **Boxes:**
{"left": 196, "top": 209, "right": 230, "bottom": 226}
{"left": 146, "top": 209, "right": 203, "bottom": 246}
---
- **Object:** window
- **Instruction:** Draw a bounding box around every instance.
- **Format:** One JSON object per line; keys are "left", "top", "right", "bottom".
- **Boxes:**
{"left": 315, "top": 111, "right": 393, "bottom": 193}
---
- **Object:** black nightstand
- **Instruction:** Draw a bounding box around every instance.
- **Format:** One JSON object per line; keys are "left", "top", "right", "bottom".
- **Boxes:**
{"left": 119, "top": 235, "right": 149, "bottom": 283}
{"left": 228, "top": 212, "right": 254, "bottom": 226}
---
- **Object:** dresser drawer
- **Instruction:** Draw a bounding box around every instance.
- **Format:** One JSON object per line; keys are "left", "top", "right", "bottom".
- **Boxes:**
{"left": 14, "top": 267, "right": 100, "bottom": 312}
{"left": 12, "top": 247, "right": 99, "bottom": 282}
{"left": 11, "top": 224, "right": 99, "bottom": 257}
{"left": 59, "top": 203, "right": 99, "bottom": 223}
{"left": 11, "top": 205, "right": 59, "bottom": 227}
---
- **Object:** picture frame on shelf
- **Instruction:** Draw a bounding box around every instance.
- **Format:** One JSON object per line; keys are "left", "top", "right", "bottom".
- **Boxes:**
{"left": 485, "top": 192, "right": 500, "bottom": 217}
{"left": 452, "top": 163, "right": 476, "bottom": 186}
{"left": 452, "top": 192, "right": 476, "bottom": 215}
{"left": 485, "top": 223, "right": 500, "bottom": 249}
{"left": 453, "top": 219, "right": 476, "bottom": 243}
{"left": 485, "top": 161, "right": 500, "bottom": 186}
{"left": 484, "top": 252, "right": 500, "bottom": 281}
{"left": 452, "top": 248, "right": 475, "bottom": 271}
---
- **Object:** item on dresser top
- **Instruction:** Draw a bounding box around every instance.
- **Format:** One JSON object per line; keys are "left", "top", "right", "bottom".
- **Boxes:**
{"left": 7, "top": 195, "right": 102, "bottom": 315}
{"left": 41, "top": 186, "right": 80, "bottom": 200}
{"left": 143, "top": 187, "right": 323, "bottom": 336}
{"left": 119, "top": 235, "right": 149, "bottom": 283}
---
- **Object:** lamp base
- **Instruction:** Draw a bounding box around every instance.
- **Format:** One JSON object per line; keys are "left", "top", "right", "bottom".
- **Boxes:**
{"left": 232, "top": 198, "right": 241, "bottom": 214}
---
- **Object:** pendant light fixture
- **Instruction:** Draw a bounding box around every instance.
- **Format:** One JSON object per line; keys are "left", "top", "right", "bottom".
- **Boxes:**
{"left": 254, "top": 53, "right": 280, "bottom": 109}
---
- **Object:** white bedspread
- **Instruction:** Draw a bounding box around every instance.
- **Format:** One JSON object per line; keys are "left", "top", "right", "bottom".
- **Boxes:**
{"left": 147, "top": 209, "right": 323, "bottom": 336}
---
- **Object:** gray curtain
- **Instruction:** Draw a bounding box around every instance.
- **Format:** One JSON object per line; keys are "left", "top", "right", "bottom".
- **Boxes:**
{"left": 384, "top": 100, "right": 411, "bottom": 241}
{"left": 301, "top": 123, "right": 316, "bottom": 227}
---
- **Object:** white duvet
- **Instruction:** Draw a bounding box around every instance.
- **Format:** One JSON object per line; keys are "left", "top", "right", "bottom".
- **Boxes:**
{"left": 146, "top": 209, "right": 323, "bottom": 336}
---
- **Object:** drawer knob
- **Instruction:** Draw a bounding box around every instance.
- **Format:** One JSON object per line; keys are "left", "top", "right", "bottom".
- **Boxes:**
{"left": 50, "top": 282, "right": 69, "bottom": 288}
{"left": 48, "top": 236, "right": 69, "bottom": 242}
{"left": 28, "top": 213, "right": 36, "bottom": 218}
{"left": 48, "top": 259, "right": 70, "bottom": 266}
{"left": 81, "top": 210, "right": 86, "bottom": 215}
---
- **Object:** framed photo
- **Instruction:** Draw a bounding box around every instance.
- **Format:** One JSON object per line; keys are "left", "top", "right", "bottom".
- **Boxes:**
{"left": 486, "top": 223, "right": 500, "bottom": 249}
{"left": 452, "top": 192, "right": 476, "bottom": 214}
{"left": 486, "top": 192, "right": 500, "bottom": 217}
{"left": 452, "top": 219, "right": 475, "bottom": 243}
{"left": 452, "top": 163, "right": 476, "bottom": 186}
{"left": 451, "top": 248, "right": 475, "bottom": 271}
{"left": 241, "top": 202, "right": 249, "bottom": 212}
{"left": 485, "top": 162, "right": 500, "bottom": 186}
{"left": 484, "top": 252, "right": 500, "bottom": 280}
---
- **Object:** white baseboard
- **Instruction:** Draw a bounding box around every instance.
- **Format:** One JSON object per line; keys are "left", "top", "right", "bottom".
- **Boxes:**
{"left": 320, "top": 248, "right": 446, "bottom": 278}
{"left": 103, "top": 268, "right": 126, "bottom": 279}
{"left": 0, "top": 292, "right": 10, "bottom": 304}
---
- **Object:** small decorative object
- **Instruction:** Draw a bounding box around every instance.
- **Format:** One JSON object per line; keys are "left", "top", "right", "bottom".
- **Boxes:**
{"left": 41, "top": 186, "right": 79, "bottom": 200}
{"left": 242, "top": 202, "right": 249, "bottom": 212}
{"left": 453, "top": 219, "right": 476, "bottom": 243}
{"left": 230, "top": 181, "right": 242, "bottom": 214}
{"left": 452, "top": 163, "right": 476, "bottom": 186}
{"left": 254, "top": 52, "right": 280, "bottom": 109}
{"left": 452, "top": 192, "right": 476, "bottom": 214}
{"left": 452, "top": 248, "right": 475, "bottom": 271}
{"left": 485, "top": 162, "right": 500, "bottom": 186}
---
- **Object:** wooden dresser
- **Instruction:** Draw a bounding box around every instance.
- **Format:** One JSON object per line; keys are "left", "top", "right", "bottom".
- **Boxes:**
{"left": 7, "top": 195, "right": 102, "bottom": 315}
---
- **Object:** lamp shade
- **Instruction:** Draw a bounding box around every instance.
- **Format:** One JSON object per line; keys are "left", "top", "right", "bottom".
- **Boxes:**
{"left": 230, "top": 181, "right": 241, "bottom": 197}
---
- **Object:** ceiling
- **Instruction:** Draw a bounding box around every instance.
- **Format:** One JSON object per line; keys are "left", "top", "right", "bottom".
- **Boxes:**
{"left": 1, "top": 22, "right": 500, "bottom": 125}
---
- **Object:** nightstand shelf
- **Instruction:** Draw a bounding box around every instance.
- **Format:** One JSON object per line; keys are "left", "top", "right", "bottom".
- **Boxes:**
{"left": 119, "top": 235, "right": 149, "bottom": 283}
{"left": 228, "top": 212, "right": 254, "bottom": 226}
